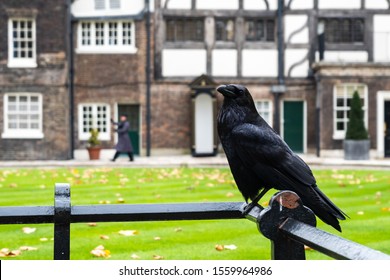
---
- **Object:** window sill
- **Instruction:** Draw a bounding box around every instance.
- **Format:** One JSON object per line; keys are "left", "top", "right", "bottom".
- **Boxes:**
{"left": 79, "top": 135, "right": 111, "bottom": 141}
{"left": 2, "top": 131, "right": 44, "bottom": 139}
{"left": 75, "top": 47, "right": 138, "bottom": 54}
{"left": 7, "top": 60, "right": 37, "bottom": 68}
{"left": 332, "top": 133, "right": 345, "bottom": 140}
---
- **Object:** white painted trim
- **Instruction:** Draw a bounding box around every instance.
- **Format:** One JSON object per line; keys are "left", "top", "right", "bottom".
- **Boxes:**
{"left": 7, "top": 18, "right": 37, "bottom": 68}
{"left": 377, "top": 91, "right": 390, "bottom": 158}
{"left": 281, "top": 99, "right": 307, "bottom": 154}
{"left": 78, "top": 103, "right": 111, "bottom": 141}
{"left": 2, "top": 93, "right": 44, "bottom": 139}
{"left": 254, "top": 99, "right": 273, "bottom": 127}
{"left": 332, "top": 84, "right": 368, "bottom": 140}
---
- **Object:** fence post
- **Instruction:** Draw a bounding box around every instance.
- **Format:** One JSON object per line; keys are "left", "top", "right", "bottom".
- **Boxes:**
{"left": 54, "top": 183, "right": 71, "bottom": 260}
{"left": 257, "top": 191, "right": 317, "bottom": 260}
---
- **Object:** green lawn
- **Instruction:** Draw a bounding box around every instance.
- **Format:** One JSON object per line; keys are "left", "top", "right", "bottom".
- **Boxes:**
{"left": 0, "top": 167, "right": 389, "bottom": 260}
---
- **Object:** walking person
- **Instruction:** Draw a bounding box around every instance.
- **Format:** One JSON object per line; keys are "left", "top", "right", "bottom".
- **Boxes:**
{"left": 111, "top": 114, "right": 134, "bottom": 161}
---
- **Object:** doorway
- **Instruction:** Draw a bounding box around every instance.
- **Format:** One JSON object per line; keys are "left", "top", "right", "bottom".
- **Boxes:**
{"left": 283, "top": 101, "right": 305, "bottom": 153}
{"left": 117, "top": 104, "right": 140, "bottom": 155}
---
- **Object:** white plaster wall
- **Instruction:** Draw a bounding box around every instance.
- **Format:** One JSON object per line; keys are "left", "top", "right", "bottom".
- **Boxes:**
{"left": 162, "top": 49, "right": 207, "bottom": 77}
{"left": 366, "top": 0, "right": 388, "bottom": 9}
{"left": 289, "top": 0, "right": 314, "bottom": 9}
{"left": 242, "top": 49, "right": 278, "bottom": 77}
{"left": 316, "top": 51, "right": 369, "bottom": 62}
{"left": 195, "top": 94, "right": 214, "bottom": 154}
{"left": 72, "top": 0, "right": 146, "bottom": 17}
{"left": 212, "top": 50, "right": 237, "bottom": 76}
{"left": 243, "top": 0, "right": 278, "bottom": 10}
{"left": 165, "top": 0, "right": 191, "bottom": 9}
{"left": 284, "top": 15, "right": 309, "bottom": 44}
{"left": 318, "top": 0, "right": 361, "bottom": 9}
{"left": 374, "top": 15, "right": 390, "bottom": 62}
{"left": 197, "top": 0, "right": 239, "bottom": 10}
{"left": 285, "top": 49, "right": 308, "bottom": 77}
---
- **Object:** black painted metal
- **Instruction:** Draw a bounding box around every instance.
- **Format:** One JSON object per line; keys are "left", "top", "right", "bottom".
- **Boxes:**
{"left": 1, "top": 185, "right": 390, "bottom": 260}
{"left": 280, "top": 218, "right": 390, "bottom": 260}
{"left": 256, "top": 191, "right": 316, "bottom": 260}
{"left": 54, "top": 183, "right": 71, "bottom": 260}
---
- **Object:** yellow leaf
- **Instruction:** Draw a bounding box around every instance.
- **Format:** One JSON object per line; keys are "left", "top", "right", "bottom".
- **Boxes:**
{"left": 87, "top": 223, "right": 97, "bottom": 227}
{"left": 118, "top": 230, "right": 139, "bottom": 236}
{"left": 153, "top": 255, "right": 164, "bottom": 260}
{"left": 224, "top": 244, "right": 237, "bottom": 250}
{"left": 154, "top": 237, "right": 161, "bottom": 241}
{"left": 40, "top": 238, "right": 48, "bottom": 242}
{"left": 90, "top": 245, "right": 111, "bottom": 258}
{"left": 174, "top": 227, "right": 182, "bottom": 232}
{"left": 19, "top": 246, "right": 38, "bottom": 251}
{"left": 131, "top": 253, "right": 140, "bottom": 259}
{"left": 357, "top": 211, "right": 364, "bottom": 215}
{"left": 22, "top": 227, "right": 36, "bottom": 234}
{"left": 117, "top": 198, "right": 125, "bottom": 203}
{"left": 100, "top": 235, "right": 110, "bottom": 240}
{"left": 226, "top": 192, "right": 235, "bottom": 198}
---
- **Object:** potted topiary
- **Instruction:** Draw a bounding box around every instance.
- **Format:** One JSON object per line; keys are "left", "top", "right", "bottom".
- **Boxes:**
{"left": 344, "top": 91, "right": 370, "bottom": 160}
{"left": 87, "top": 128, "right": 101, "bottom": 160}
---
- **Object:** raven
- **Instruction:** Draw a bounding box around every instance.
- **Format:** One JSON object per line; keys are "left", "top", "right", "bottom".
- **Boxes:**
{"left": 217, "top": 84, "right": 347, "bottom": 232}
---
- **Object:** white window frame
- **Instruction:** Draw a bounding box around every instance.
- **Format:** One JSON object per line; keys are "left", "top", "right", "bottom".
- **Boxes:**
{"left": 78, "top": 104, "right": 111, "bottom": 141}
{"left": 8, "top": 18, "right": 37, "bottom": 68}
{"left": 76, "top": 20, "right": 137, "bottom": 54}
{"left": 255, "top": 100, "right": 273, "bottom": 126}
{"left": 2, "top": 93, "right": 44, "bottom": 139}
{"left": 333, "top": 84, "right": 368, "bottom": 140}
{"left": 94, "top": 0, "right": 121, "bottom": 10}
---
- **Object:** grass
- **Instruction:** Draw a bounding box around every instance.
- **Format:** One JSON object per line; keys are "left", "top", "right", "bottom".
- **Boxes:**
{"left": 0, "top": 167, "right": 389, "bottom": 260}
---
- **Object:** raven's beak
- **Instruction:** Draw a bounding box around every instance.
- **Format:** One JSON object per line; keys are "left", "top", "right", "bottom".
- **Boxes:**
{"left": 217, "top": 85, "right": 235, "bottom": 98}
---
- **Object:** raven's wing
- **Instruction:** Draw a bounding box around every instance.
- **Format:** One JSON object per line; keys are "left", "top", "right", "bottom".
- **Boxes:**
{"left": 230, "top": 123, "right": 346, "bottom": 231}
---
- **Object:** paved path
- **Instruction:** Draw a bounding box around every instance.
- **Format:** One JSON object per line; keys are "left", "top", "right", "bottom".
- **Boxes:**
{"left": 0, "top": 154, "right": 389, "bottom": 169}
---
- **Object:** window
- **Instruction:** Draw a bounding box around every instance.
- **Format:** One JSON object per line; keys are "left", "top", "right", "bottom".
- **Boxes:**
{"left": 245, "top": 19, "right": 275, "bottom": 42}
{"left": 215, "top": 18, "right": 235, "bottom": 42}
{"left": 94, "top": 0, "right": 120, "bottom": 10}
{"left": 255, "top": 100, "right": 273, "bottom": 126}
{"left": 78, "top": 20, "right": 136, "bottom": 53}
{"left": 79, "top": 104, "right": 110, "bottom": 141}
{"left": 166, "top": 18, "right": 204, "bottom": 42}
{"left": 323, "top": 18, "right": 364, "bottom": 43}
{"left": 2, "top": 93, "right": 43, "bottom": 139}
{"left": 8, "top": 18, "right": 36, "bottom": 68}
{"left": 333, "top": 84, "right": 368, "bottom": 139}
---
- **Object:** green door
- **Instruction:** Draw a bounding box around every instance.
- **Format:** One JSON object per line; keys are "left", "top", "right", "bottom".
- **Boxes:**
{"left": 118, "top": 105, "right": 140, "bottom": 155}
{"left": 283, "top": 101, "right": 304, "bottom": 153}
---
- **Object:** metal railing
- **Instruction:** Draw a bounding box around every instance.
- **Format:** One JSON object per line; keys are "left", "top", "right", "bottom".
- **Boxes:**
{"left": 0, "top": 183, "right": 389, "bottom": 260}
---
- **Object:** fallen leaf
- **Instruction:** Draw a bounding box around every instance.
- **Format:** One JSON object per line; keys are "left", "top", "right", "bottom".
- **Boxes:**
{"left": 357, "top": 211, "right": 364, "bottom": 215}
{"left": 226, "top": 192, "right": 234, "bottom": 198}
{"left": 304, "top": 245, "right": 313, "bottom": 251}
{"left": 19, "top": 246, "right": 37, "bottom": 251}
{"left": 22, "top": 227, "right": 36, "bottom": 234}
{"left": 215, "top": 244, "right": 224, "bottom": 251}
{"left": 381, "top": 207, "right": 390, "bottom": 212}
{"left": 87, "top": 223, "right": 97, "bottom": 227}
{"left": 90, "top": 245, "right": 111, "bottom": 258}
{"left": 118, "top": 230, "right": 139, "bottom": 236}
{"left": 9, "top": 183, "right": 18, "bottom": 188}
{"left": 174, "top": 227, "right": 182, "bottom": 232}
{"left": 131, "top": 253, "right": 140, "bottom": 259}
{"left": 100, "top": 235, "right": 110, "bottom": 240}
{"left": 40, "top": 238, "right": 48, "bottom": 242}
{"left": 261, "top": 201, "right": 269, "bottom": 207}
{"left": 224, "top": 244, "right": 237, "bottom": 250}
{"left": 153, "top": 255, "right": 164, "bottom": 260}
{"left": 117, "top": 198, "right": 125, "bottom": 203}
{"left": 0, "top": 248, "right": 21, "bottom": 257}
{"left": 154, "top": 237, "right": 161, "bottom": 241}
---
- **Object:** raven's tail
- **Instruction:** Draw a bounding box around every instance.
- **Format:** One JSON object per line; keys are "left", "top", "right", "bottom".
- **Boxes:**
{"left": 308, "top": 185, "right": 348, "bottom": 232}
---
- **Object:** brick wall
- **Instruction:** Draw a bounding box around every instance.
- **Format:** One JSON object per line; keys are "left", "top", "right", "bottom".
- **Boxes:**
{"left": 0, "top": 0, "right": 70, "bottom": 160}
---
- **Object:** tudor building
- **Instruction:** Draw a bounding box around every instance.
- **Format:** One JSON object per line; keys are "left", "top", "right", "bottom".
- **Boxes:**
{"left": 1, "top": 0, "right": 390, "bottom": 160}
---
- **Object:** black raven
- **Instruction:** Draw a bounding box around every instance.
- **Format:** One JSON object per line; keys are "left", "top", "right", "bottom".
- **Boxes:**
{"left": 217, "top": 84, "right": 347, "bottom": 232}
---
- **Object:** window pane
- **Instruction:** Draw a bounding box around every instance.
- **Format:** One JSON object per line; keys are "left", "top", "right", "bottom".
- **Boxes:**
{"left": 95, "top": 23, "right": 105, "bottom": 45}
{"left": 95, "top": 0, "right": 105, "bottom": 10}
{"left": 110, "top": 0, "right": 120, "bottom": 9}
{"left": 165, "top": 18, "right": 204, "bottom": 42}
{"left": 324, "top": 17, "right": 364, "bottom": 43}
{"left": 10, "top": 19, "right": 35, "bottom": 60}
{"left": 108, "top": 22, "right": 118, "bottom": 45}
{"left": 216, "top": 19, "right": 235, "bottom": 41}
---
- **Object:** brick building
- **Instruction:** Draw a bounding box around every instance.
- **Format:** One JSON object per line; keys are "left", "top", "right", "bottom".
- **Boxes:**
{"left": 1, "top": 0, "right": 390, "bottom": 160}
{"left": 0, "top": 0, "right": 71, "bottom": 160}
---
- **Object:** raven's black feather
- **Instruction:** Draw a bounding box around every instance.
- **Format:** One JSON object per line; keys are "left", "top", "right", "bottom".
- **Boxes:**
{"left": 217, "top": 84, "right": 347, "bottom": 232}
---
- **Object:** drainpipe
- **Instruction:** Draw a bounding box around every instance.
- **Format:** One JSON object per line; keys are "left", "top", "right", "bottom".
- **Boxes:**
{"left": 271, "top": 0, "right": 285, "bottom": 134}
{"left": 145, "top": 0, "right": 151, "bottom": 157}
{"left": 66, "top": 0, "right": 75, "bottom": 159}
{"left": 315, "top": 20, "right": 325, "bottom": 157}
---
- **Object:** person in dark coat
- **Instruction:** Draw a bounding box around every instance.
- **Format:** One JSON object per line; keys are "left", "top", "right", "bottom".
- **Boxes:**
{"left": 111, "top": 114, "right": 134, "bottom": 161}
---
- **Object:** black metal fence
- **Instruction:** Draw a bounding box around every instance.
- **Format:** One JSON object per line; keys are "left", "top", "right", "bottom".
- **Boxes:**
{"left": 0, "top": 183, "right": 389, "bottom": 260}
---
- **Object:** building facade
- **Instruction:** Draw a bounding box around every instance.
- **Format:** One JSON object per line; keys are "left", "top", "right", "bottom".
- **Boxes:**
{"left": 1, "top": 0, "right": 390, "bottom": 159}
{"left": 0, "top": 0, "right": 71, "bottom": 160}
